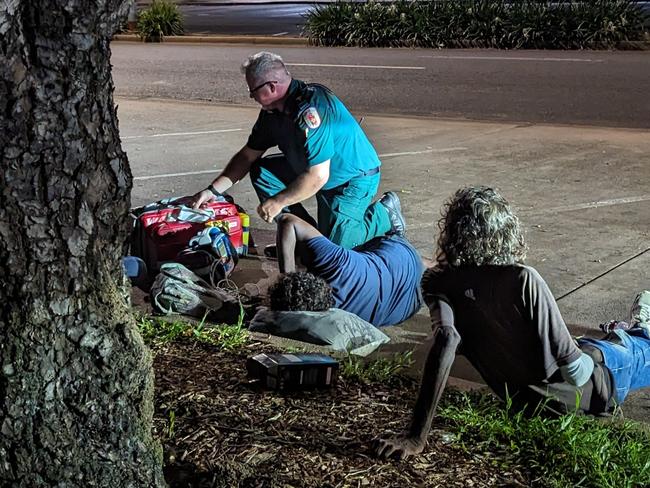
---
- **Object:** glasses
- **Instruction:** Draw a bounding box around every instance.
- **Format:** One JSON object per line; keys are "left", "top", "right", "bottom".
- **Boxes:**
{"left": 249, "top": 80, "right": 277, "bottom": 98}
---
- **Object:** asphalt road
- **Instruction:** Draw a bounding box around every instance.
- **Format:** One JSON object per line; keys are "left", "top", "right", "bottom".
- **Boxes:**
{"left": 111, "top": 43, "right": 650, "bottom": 128}
{"left": 178, "top": 4, "right": 310, "bottom": 35}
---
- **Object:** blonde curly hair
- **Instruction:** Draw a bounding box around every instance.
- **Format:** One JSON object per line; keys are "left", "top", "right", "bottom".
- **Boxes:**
{"left": 436, "top": 186, "right": 527, "bottom": 267}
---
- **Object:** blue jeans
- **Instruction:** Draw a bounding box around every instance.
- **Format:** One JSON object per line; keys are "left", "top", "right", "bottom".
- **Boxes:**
{"left": 579, "top": 328, "right": 650, "bottom": 404}
{"left": 250, "top": 154, "right": 390, "bottom": 249}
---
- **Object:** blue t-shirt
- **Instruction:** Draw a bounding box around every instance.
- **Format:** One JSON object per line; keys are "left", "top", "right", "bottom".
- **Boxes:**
{"left": 302, "top": 235, "right": 424, "bottom": 327}
{"left": 247, "top": 79, "right": 381, "bottom": 190}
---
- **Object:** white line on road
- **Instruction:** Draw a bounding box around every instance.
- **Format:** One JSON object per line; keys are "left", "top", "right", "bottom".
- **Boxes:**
{"left": 379, "top": 147, "right": 467, "bottom": 158}
{"left": 418, "top": 55, "right": 603, "bottom": 63}
{"left": 524, "top": 195, "right": 650, "bottom": 216}
{"left": 287, "top": 63, "right": 425, "bottom": 70}
{"left": 272, "top": 31, "right": 289, "bottom": 37}
{"left": 132, "top": 147, "right": 466, "bottom": 181}
{"left": 122, "top": 128, "right": 243, "bottom": 140}
{"left": 134, "top": 169, "right": 222, "bottom": 181}
{"left": 409, "top": 194, "right": 650, "bottom": 230}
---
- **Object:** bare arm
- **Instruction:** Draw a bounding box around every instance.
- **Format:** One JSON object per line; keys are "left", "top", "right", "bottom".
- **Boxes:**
{"left": 191, "top": 145, "right": 264, "bottom": 209}
{"left": 407, "top": 300, "right": 460, "bottom": 441}
{"left": 375, "top": 299, "right": 460, "bottom": 460}
{"left": 276, "top": 214, "right": 322, "bottom": 273}
{"left": 258, "top": 161, "right": 330, "bottom": 223}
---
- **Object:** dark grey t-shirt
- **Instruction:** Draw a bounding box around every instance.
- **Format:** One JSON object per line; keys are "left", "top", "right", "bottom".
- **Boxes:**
{"left": 422, "top": 265, "right": 583, "bottom": 402}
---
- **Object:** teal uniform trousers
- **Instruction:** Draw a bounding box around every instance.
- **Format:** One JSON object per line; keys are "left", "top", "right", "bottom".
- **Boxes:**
{"left": 250, "top": 154, "right": 390, "bottom": 249}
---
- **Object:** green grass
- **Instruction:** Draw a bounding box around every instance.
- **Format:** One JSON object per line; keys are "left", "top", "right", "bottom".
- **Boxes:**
{"left": 167, "top": 410, "right": 176, "bottom": 439}
{"left": 138, "top": 306, "right": 650, "bottom": 486}
{"left": 304, "top": 0, "right": 648, "bottom": 49}
{"left": 282, "top": 345, "right": 312, "bottom": 354}
{"left": 439, "top": 391, "right": 650, "bottom": 487}
{"left": 340, "top": 351, "right": 414, "bottom": 383}
{"left": 137, "top": 311, "right": 248, "bottom": 352}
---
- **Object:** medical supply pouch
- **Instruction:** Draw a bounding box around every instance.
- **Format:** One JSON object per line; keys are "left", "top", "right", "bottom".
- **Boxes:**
{"left": 130, "top": 196, "right": 246, "bottom": 274}
{"left": 176, "top": 226, "right": 239, "bottom": 286}
{"left": 150, "top": 262, "right": 240, "bottom": 319}
{"left": 246, "top": 353, "right": 339, "bottom": 391}
{"left": 239, "top": 212, "right": 250, "bottom": 255}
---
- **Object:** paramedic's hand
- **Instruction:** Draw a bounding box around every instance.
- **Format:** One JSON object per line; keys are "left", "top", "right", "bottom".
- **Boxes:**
{"left": 374, "top": 435, "right": 425, "bottom": 460}
{"left": 191, "top": 189, "right": 216, "bottom": 210}
{"left": 257, "top": 198, "right": 283, "bottom": 224}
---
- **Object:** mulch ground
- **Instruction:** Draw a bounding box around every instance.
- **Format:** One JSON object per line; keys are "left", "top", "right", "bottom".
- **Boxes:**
{"left": 152, "top": 339, "right": 531, "bottom": 488}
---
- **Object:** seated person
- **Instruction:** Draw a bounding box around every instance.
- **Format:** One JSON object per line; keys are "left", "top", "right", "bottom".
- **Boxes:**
{"left": 375, "top": 185, "right": 650, "bottom": 460}
{"left": 272, "top": 212, "right": 427, "bottom": 327}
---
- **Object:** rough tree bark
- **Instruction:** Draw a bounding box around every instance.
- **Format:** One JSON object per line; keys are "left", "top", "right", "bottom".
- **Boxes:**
{"left": 0, "top": 1, "right": 165, "bottom": 486}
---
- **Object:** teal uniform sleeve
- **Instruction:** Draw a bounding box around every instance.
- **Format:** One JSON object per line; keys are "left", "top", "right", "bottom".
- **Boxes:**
{"left": 298, "top": 96, "right": 335, "bottom": 167}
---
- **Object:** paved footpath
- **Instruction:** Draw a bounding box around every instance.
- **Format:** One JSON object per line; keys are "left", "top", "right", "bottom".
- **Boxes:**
{"left": 120, "top": 97, "right": 650, "bottom": 421}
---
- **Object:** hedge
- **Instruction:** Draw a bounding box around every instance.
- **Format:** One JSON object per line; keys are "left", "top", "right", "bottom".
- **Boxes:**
{"left": 304, "top": 0, "right": 649, "bottom": 49}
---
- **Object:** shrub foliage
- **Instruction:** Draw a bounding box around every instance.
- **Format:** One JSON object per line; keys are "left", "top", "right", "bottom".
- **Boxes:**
{"left": 304, "top": 0, "right": 648, "bottom": 49}
{"left": 137, "top": 0, "right": 184, "bottom": 42}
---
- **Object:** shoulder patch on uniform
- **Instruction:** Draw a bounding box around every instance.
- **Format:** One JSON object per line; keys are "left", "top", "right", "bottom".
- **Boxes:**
{"left": 302, "top": 106, "right": 321, "bottom": 129}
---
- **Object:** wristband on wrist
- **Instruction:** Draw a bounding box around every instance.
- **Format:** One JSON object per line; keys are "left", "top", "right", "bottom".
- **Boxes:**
{"left": 206, "top": 185, "right": 222, "bottom": 197}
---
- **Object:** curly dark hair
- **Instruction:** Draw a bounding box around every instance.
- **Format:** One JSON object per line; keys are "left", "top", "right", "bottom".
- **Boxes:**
{"left": 269, "top": 272, "right": 335, "bottom": 312}
{"left": 437, "top": 186, "right": 527, "bottom": 267}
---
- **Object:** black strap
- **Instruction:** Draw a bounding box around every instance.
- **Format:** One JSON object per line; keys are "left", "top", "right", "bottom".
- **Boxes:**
{"left": 360, "top": 166, "right": 380, "bottom": 177}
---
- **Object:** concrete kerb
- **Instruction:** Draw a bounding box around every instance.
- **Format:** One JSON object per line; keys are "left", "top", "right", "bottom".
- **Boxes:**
{"left": 113, "top": 33, "right": 309, "bottom": 45}
{"left": 112, "top": 33, "right": 649, "bottom": 49}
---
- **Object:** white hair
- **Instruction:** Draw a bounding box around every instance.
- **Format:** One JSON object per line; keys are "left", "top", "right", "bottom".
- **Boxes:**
{"left": 241, "top": 51, "right": 290, "bottom": 83}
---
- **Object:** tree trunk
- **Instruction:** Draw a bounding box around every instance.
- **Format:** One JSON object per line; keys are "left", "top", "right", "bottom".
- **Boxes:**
{"left": 0, "top": 1, "right": 165, "bottom": 486}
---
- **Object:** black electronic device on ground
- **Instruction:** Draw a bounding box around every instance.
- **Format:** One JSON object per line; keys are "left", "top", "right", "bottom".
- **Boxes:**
{"left": 246, "top": 353, "right": 339, "bottom": 390}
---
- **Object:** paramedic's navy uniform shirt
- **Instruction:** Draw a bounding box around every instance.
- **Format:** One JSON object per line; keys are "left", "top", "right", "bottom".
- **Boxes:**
{"left": 303, "top": 235, "right": 424, "bottom": 327}
{"left": 246, "top": 79, "right": 381, "bottom": 190}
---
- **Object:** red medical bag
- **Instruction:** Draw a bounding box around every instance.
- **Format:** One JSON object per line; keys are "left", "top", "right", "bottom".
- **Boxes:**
{"left": 130, "top": 198, "right": 246, "bottom": 273}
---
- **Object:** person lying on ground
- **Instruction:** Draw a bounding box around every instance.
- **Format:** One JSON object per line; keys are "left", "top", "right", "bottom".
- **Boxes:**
{"left": 189, "top": 51, "right": 404, "bottom": 250}
{"left": 268, "top": 212, "right": 429, "bottom": 327}
{"left": 375, "top": 185, "right": 650, "bottom": 460}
